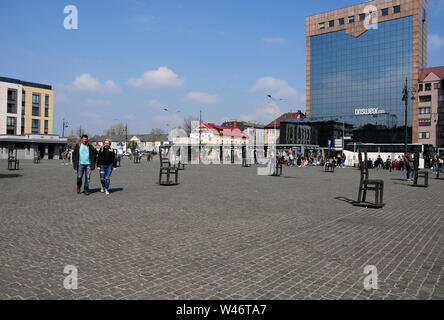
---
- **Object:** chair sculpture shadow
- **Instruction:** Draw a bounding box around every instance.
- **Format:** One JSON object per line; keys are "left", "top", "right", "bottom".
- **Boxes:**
{"left": 159, "top": 146, "right": 179, "bottom": 186}
{"left": 7, "top": 146, "right": 20, "bottom": 171}
{"left": 353, "top": 151, "right": 384, "bottom": 209}
{"left": 269, "top": 158, "right": 283, "bottom": 177}
{"left": 325, "top": 163, "right": 335, "bottom": 173}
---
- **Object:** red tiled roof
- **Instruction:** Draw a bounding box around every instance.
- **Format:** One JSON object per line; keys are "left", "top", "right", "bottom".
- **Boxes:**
{"left": 419, "top": 66, "right": 444, "bottom": 81}
{"left": 199, "top": 123, "right": 248, "bottom": 138}
{"left": 265, "top": 111, "right": 305, "bottom": 129}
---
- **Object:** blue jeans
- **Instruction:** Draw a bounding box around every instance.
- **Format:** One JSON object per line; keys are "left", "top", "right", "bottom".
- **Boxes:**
{"left": 77, "top": 164, "right": 91, "bottom": 191}
{"left": 407, "top": 167, "right": 414, "bottom": 180}
{"left": 100, "top": 164, "right": 114, "bottom": 190}
{"left": 433, "top": 163, "right": 438, "bottom": 173}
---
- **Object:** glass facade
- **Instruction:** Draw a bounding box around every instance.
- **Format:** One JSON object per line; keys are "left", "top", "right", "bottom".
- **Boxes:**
{"left": 310, "top": 16, "right": 414, "bottom": 129}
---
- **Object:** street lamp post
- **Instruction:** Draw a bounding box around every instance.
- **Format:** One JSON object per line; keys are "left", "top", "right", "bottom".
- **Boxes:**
{"left": 402, "top": 77, "right": 416, "bottom": 155}
{"left": 62, "top": 119, "right": 69, "bottom": 137}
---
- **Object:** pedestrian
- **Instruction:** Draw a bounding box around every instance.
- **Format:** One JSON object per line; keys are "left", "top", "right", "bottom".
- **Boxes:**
{"left": 97, "top": 139, "right": 117, "bottom": 195}
{"left": 342, "top": 153, "right": 346, "bottom": 168}
{"left": 432, "top": 155, "right": 438, "bottom": 174}
{"left": 254, "top": 149, "right": 258, "bottom": 165}
{"left": 404, "top": 152, "right": 414, "bottom": 182}
{"left": 61, "top": 146, "right": 69, "bottom": 165}
{"left": 72, "top": 135, "right": 97, "bottom": 195}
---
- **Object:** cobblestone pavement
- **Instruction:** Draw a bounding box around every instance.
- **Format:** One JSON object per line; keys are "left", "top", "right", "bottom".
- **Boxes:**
{"left": 0, "top": 159, "right": 442, "bottom": 300}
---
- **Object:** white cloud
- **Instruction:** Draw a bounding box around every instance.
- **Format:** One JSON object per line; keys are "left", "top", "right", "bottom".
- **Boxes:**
{"left": 262, "top": 37, "right": 286, "bottom": 44}
{"left": 65, "top": 74, "right": 122, "bottom": 94}
{"left": 239, "top": 102, "right": 281, "bottom": 124}
{"left": 251, "top": 76, "right": 305, "bottom": 105}
{"left": 84, "top": 99, "right": 111, "bottom": 107}
{"left": 127, "top": 67, "right": 183, "bottom": 89}
{"left": 428, "top": 33, "right": 444, "bottom": 51}
{"left": 148, "top": 99, "right": 163, "bottom": 109}
{"left": 185, "top": 91, "right": 220, "bottom": 105}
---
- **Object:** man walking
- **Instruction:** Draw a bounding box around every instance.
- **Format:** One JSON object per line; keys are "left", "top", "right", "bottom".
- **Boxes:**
{"left": 97, "top": 139, "right": 117, "bottom": 195}
{"left": 73, "top": 135, "right": 97, "bottom": 195}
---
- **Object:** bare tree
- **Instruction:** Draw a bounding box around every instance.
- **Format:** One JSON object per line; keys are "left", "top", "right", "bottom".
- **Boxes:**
{"left": 182, "top": 116, "right": 199, "bottom": 136}
{"left": 104, "top": 123, "right": 128, "bottom": 137}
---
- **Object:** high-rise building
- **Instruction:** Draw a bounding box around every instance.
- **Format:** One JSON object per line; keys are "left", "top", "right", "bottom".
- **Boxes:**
{"left": 306, "top": 0, "right": 428, "bottom": 144}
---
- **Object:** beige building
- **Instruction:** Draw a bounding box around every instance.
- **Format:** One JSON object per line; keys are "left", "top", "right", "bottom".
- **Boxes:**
{"left": 417, "top": 67, "right": 444, "bottom": 148}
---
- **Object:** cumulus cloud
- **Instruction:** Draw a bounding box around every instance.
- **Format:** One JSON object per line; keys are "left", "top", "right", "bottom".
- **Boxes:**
{"left": 127, "top": 67, "right": 183, "bottom": 89}
{"left": 185, "top": 91, "right": 220, "bottom": 105}
{"left": 251, "top": 76, "right": 305, "bottom": 105}
{"left": 262, "top": 37, "right": 286, "bottom": 44}
{"left": 428, "top": 33, "right": 444, "bottom": 51}
{"left": 64, "top": 74, "right": 122, "bottom": 94}
{"left": 84, "top": 99, "right": 112, "bottom": 107}
{"left": 239, "top": 102, "right": 281, "bottom": 124}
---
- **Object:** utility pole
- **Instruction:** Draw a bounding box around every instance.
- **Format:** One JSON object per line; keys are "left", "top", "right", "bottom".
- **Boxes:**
{"left": 125, "top": 123, "right": 128, "bottom": 153}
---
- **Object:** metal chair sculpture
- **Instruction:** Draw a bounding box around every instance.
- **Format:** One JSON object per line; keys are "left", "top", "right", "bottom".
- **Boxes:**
{"left": 159, "top": 146, "right": 179, "bottom": 186}
{"left": 7, "top": 146, "right": 20, "bottom": 171}
{"left": 413, "top": 168, "right": 429, "bottom": 187}
{"left": 353, "top": 151, "right": 384, "bottom": 208}
{"left": 176, "top": 148, "right": 185, "bottom": 171}
{"left": 325, "top": 162, "right": 335, "bottom": 173}
{"left": 33, "top": 151, "right": 41, "bottom": 164}
{"left": 242, "top": 147, "right": 251, "bottom": 168}
{"left": 269, "top": 158, "right": 283, "bottom": 177}
{"left": 133, "top": 154, "right": 141, "bottom": 164}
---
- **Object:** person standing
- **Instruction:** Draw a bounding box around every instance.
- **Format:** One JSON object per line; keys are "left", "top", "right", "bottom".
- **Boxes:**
{"left": 405, "top": 152, "right": 414, "bottom": 182}
{"left": 432, "top": 155, "right": 438, "bottom": 174}
{"left": 97, "top": 139, "right": 117, "bottom": 195}
{"left": 73, "top": 135, "right": 97, "bottom": 195}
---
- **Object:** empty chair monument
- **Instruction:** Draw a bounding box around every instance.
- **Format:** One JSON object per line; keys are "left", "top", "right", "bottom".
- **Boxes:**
{"left": 7, "top": 145, "right": 20, "bottom": 171}
{"left": 412, "top": 152, "right": 428, "bottom": 187}
{"left": 159, "top": 145, "right": 179, "bottom": 186}
{"left": 325, "top": 162, "right": 335, "bottom": 173}
{"left": 33, "top": 151, "right": 41, "bottom": 164}
{"left": 354, "top": 151, "right": 384, "bottom": 208}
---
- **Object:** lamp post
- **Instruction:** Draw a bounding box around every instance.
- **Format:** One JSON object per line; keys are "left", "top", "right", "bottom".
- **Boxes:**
{"left": 402, "top": 77, "right": 416, "bottom": 155}
{"left": 62, "top": 119, "right": 69, "bottom": 137}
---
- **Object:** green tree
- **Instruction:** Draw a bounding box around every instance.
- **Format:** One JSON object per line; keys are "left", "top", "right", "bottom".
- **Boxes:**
{"left": 127, "top": 141, "right": 139, "bottom": 155}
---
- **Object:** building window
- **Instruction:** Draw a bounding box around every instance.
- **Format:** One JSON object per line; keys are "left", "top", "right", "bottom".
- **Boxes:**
{"left": 420, "top": 95, "right": 432, "bottom": 102}
{"left": 419, "top": 84, "right": 423, "bottom": 92}
{"left": 6, "top": 117, "right": 17, "bottom": 135}
{"left": 419, "top": 107, "right": 431, "bottom": 114}
{"left": 329, "top": 20, "right": 334, "bottom": 27}
{"left": 7, "top": 89, "right": 17, "bottom": 101}
{"left": 435, "top": 83, "right": 441, "bottom": 89}
{"left": 359, "top": 13, "right": 366, "bottom": 21}
{"left": 32, "top": 93, "right": 41, "bottom": 116}
{"left": 21, "top": 118, "right": 25, "bottom": 135}
{"left": 7, "top": 103, "right": 17, "bottom": 114}
{"left": 32, "top": 119, "right": 40, "bottom": 134}
{"left": 394, "top": 5, "right": 401, "bottom": 14}
{"left": 419, "top": 119, "right": 431, "bottom": 126}
{"left": 44, "top": 120, "right": 48, "bottom": 134}
{"left": 349, "top": 16, "right": 355, "bottom": 23}
{"left": 22, "top": 91, "right": 25, "bottom": 115}
{"left": 438, "top": 107, "right": 444, "bottom": 113}
{"left": 44, "top": 95, "right": 49, "bottom": 117}
{"left": 339, "top": 18, "right": 344, "bottom": 25}
{"left": 382, "top": 8, "right": 389, "bottom": 16}
{"left": 425, "top": 83, "right": 432, "bottom": 91}
{"left": 439, "top": 96, "right": 444, "bottom": 102}
{"left": 319, "top": 22, "right": 325, "bottom": 30}
{"left": 419, "top": 132, "right": 430, "bottom": 139}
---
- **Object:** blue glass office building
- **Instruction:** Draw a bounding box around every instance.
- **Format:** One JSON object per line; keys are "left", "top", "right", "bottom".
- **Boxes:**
{"left": 305, "top": 0, "right": 428, "bottom": 143}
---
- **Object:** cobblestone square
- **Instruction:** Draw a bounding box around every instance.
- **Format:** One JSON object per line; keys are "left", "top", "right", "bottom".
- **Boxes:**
{"left": 0, "top": 159, "right": 442, "bottom": 300}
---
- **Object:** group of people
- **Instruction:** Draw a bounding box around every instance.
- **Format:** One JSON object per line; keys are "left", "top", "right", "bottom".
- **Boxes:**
{"left": 72, "top": 135, "right": 118, "bottom": 196}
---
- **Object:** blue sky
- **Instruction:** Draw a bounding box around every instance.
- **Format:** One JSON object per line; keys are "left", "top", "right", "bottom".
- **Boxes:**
{"left": 1, "top": 0, "right": 444, "bottom": 136}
